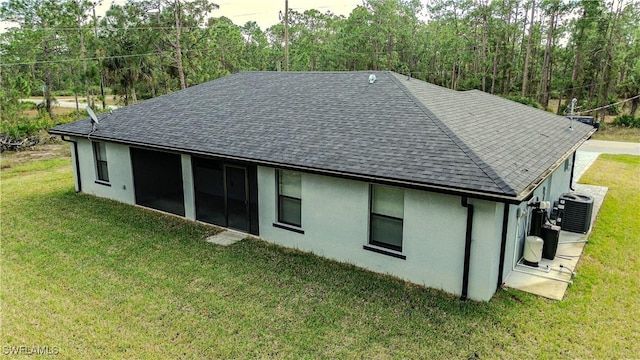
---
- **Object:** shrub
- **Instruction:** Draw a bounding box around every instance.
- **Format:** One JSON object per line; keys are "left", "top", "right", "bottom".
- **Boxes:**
{"left": 55, "top": 111, "right": 84, "bottom": 125}
{"left": 604, "top": 96, "right": 622, "bottom": 115}
{"left": 505, "top": 95, "right": 542, "bottom": 109}
{"left": 89, "top": 85, "right": 113, "bottom": 95}
{"left": 612, "top": 115, "right": 640, "bottom": 128}
{"left": 1, "top": 115, "right": 54, "bottom": 138}
{"left": 458, "top": 77, "right": 481, "bottom": 91}
{"left": 51, "top": 89, "right": 78, "bottom": 97}
{"left": 20, "top": 102, "right": 38, "bottom": 111}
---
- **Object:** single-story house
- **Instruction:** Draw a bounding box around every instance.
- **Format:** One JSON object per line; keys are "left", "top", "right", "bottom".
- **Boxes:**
{"left": 49, "top": 71, "right": 595, "bottom": 301}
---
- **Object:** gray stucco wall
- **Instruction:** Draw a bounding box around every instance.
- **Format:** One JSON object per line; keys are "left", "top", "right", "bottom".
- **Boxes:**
{"left": 548, "top": 155, "right": 574, "bottom": 204}
{"left": 501, "top": 152, "right": 575, "bottom": 282}
{"left": 71, "top": 138, "right": 196, "bottom": 218}
{"left": 181, "top": 154, "right": 196, "bottom": 220}
{"left": 258, "top": 166, "right": 503, "bottom": 301}
{"left": 68, "top": 138, "right": 574, "bottom": 301}
{"left": 72, "top": 137, "right": 135, "bottom": 204}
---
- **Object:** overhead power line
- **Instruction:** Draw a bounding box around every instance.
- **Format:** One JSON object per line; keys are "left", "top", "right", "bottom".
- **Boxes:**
{"left": 577, "top": 94, "right": 640, "bottom": 115}
{"left": 5, "top": 25, "right": 212, "bottom": 32}
{"left": 0, "top": 51, "right": 163, "bottom": 67}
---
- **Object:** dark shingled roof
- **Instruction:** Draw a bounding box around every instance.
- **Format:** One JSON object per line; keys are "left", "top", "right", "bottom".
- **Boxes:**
{"left": 50, "top": 71, "right": 594, "bottom": 200}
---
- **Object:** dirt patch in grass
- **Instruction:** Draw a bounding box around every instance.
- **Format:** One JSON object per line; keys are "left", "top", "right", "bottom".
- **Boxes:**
{"left": 0, "top": 144, "right": 71, "bottom": 170}
{"left": 21, "top": 107, "right": 78, "bottom": 118}
{"left": 27, "top": 96, "right": 120, "bottom": 106}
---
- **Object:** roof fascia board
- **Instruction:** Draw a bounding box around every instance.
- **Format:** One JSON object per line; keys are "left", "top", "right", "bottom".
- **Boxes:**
{"left": 516, "top": 128, "right": 596, "bottom": 200}
{"left": 54, "top": 130, "right": 525, "bottom": 204}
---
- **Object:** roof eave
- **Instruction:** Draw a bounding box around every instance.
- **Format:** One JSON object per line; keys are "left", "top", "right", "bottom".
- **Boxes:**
{"left": 52, "top": 126, "right": 595, "bottom": 205}
{"left": 514, "top": 127, "right": 597, "bottom": 202}
{"left": 51, "top": 129, "right": 527, "bottom": 204}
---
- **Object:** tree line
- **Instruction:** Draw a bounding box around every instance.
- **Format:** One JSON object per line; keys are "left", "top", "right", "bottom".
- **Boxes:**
{"left": 1, "top": 0, "right": 639, "bottom": 123}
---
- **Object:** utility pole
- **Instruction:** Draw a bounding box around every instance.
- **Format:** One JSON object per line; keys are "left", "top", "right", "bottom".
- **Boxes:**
{"left": 43, "top": 21, "right": 52, "bottom": 116}
{"left": 0, "top": 65, "right": 3, "bottom": 121}
{"left": 174, "top": 0, "right": 187, "bottom": 89}
{"left": 284, "top": 0, "right": 289, "bottom": 71}
{"left": 78, "top": 3, "right": 90, "bottom": 107}
{"left": 93, "top": 3, "right": 106, "bottom": 110}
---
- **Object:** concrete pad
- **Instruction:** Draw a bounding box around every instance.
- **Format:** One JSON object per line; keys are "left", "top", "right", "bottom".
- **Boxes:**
{"left": 574, "top": 183, "right": 608, "bottom": 233}
{"left": 205, "top": 230, "right": 247, "bottom": 246}
{"left": 573, "top": 151, "right": 599, "bottom": 186}
{"left": 504, "top": 183, "right": 608, "bottom": 300}
{"left": 505, "top": 233, "right": 586, "bottom": 300}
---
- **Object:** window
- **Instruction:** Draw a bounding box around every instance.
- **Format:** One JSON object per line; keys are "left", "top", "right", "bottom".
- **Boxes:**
{"left": 369, "top": 184, "right": 404, "bottom": 252}
{"left": 277, "top": 170, "right": 301, "bottom": 227}
{"left": 564, "top": 158, "right": 570, "bottom": 171}
{"left": 93, "top": 141, "right": 109, "bottom": 182}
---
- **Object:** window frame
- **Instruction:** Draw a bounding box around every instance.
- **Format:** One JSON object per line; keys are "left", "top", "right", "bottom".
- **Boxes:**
{"left": 368, "top": 184, "right": 404, "bottom": 253}
{"left": 276, "top": 169, "right": 302, "bottom": 228}
{"left": 92, "top": 141, "right": 109, "bottom": 183}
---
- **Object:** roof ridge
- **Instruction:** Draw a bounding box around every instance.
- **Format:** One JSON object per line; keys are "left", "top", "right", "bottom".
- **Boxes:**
{"left": 386, "top": 73, "right": 517, "bottom": 196}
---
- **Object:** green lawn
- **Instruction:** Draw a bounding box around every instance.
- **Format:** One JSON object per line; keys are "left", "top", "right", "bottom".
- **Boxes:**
{"left": 590, "top": 126, "right": 640, "bottom": 142}
{"left": 1, "top": 154, "right": 638, "bottom": 358}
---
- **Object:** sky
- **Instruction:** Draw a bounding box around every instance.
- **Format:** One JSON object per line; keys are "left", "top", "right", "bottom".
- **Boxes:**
{"left": 0, "top": 1, "right": 363, "bottom": 33}
{"left": 99, "top": 0, "right": 363, "bottom": 29}
{"left": 212, "top": 0, "right": 361, "bottom": 28}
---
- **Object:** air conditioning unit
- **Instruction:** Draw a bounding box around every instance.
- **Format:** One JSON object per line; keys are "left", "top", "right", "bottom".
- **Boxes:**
{"left": 557, "top": 193, "right": 594, "bottom": 234}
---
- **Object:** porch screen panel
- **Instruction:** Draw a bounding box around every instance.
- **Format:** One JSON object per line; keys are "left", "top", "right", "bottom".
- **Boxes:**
{"left": 192, "top": 157, "right": 225, "bottom": 226}
{"left": 131, "top": 148, "right": 185, "bottom": 216}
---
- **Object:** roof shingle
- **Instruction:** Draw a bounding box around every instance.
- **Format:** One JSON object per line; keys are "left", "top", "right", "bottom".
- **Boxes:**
{"left": 50, "top": 71, "right": 594, "bottom": 199}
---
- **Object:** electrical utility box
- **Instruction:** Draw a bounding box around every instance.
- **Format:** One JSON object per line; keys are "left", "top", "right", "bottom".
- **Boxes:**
{"left": 557, "top": 193, "right": 594, "bottom": 234}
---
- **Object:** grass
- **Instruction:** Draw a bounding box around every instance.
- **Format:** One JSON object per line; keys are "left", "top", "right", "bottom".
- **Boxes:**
{"left": 0, "top": 144, "right": 71, "bottom": 175}
{"left": 1, "top": 153, "right": 639, "bottom": 358}
{"left": 21, "top": 107, "right": 78, "bottom": 118}
{"left": 590, "top": 126, "right": 640, "bottom": 142}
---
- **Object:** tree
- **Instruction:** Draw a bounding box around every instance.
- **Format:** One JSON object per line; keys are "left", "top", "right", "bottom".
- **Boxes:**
{"left": 521, "top": 0, "right": 536, "bottom": 97}
{"left": 198, "top": 16, "right": 244, "bottom": 79}
{"left": 151, "top": 0, "right": 219, "bottom": 89}
{"left": 2, "top": 0, "right": 638, "bottom": 124}
{"left": 1, "top": 0, "right": 76, "bottom": 115}
{"left": 241, "top": 21, "right": 269, "bottom": 70}
{"left": 101, "top": 1, "right": 155, "bottom": 104}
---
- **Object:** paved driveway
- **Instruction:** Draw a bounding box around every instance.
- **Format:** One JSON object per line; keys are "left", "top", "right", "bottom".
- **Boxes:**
{"left": 579, "top": 139, "right": 639, "bottom": 156}
{"left": 21, "top": 98, "right": 120, "bottom": 110}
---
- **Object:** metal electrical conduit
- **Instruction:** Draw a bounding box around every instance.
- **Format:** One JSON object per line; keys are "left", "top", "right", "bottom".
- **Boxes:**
{"left": 460, "top": 197, "right": 474, "bottom": 301}
{"left": 509, "top": 206, "right": 574, "bottom": 284}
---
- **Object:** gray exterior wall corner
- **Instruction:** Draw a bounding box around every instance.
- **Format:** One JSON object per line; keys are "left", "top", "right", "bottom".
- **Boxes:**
{"left": 61, "top": 137, "right": 81, "bottom": 192}
{"left": 181, "top": 154, "right": 196, "bottom": 221}
{"left": 63, "top": 139, "right": 575, "bottom": 301}
{"left": 501, "top": 160, "right": 574, "bottom": 282}
{"left": 72, "top": 137, "right": 135, "bottom": 205}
